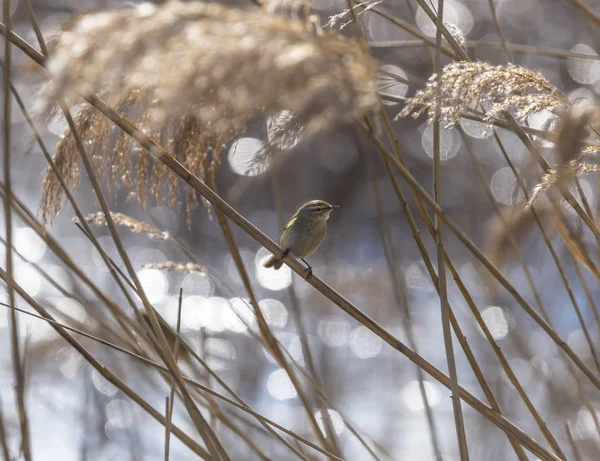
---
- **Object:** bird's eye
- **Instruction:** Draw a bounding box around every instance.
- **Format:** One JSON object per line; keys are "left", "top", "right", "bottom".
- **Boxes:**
{"left": 315, "top": 208, "right": 322, "bottom": 213}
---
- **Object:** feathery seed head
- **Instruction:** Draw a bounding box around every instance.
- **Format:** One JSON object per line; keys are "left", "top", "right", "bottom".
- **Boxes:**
{"left": 38, "top": 1, "right": 378, "bottom": 223}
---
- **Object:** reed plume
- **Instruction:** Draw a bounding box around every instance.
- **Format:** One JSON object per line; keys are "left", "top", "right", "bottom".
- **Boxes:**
{"left": 399, "top": 62, "right": 564, "bottom": 126}
{"left": 39, "top": 1, "right": 378, "bottom": 222}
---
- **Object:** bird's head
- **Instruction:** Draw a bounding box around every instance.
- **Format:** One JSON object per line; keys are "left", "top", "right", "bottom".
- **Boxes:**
{"left": 296, "top": 200, "right": 339, "bottom": 221}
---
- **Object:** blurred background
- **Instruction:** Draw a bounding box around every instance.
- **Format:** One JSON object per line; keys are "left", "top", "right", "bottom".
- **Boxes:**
{"left": 3, "top": 0, "right": 600, "bottom": 460}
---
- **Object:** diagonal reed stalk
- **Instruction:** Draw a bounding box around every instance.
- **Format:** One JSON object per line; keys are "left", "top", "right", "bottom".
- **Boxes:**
{"left": 0, "top": 270, "right": 212, "bottom": 459}
{"left": 23, "top": 8, "right": 232, "bottom": 455}
{"left": 493, "top": 132, "right": 600, "bottom": 440}
{"left": 1, "top": 4, "right": 32, "bottom": 459}
{"left": 366, "top": 122, "right": 532, "bottom": 461}
{"left": 204, "top": 171, "right": 333, "bottom": 454}
{"left": 358, "top": 120, "right": 600, "bottom": 395}
{"left": 365, "top": 147, "right": 444, "bottom": 461}
{"left": 432, "top": 1, "right": 470, "bottom": 459}
{"left": 76, "top": 212, "right": 330, "bottom": 460}
{"left": 270, "top": 169, "right": 344, "bottom": 456}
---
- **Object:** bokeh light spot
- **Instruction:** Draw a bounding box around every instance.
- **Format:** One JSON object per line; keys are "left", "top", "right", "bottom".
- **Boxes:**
{"left": 318, "top": 317, "right": 351, "bottom": 347}
{"left": 421, "top": 124, "right": 461, "bottom": 160}
{"left": 316, "top": 409, "right": 344, "bottom": 436}
{"left": 403, "top": 380, "right": 441, "bottom": 411}
{"left": 259, "top": 299, "right": 288, "bottom": 328}
{"left": 255, "top": 248, "right": 292, "bottom": 291}
{"left": 490, "top": 167, "right": 525, "bottom": 205}
{"left": 349, "top": 326, "right": 382, "bottom": 359}
{"left": 267, "top": 368, "right": 297, "bottom": 400}
{"left": 377, "top": 64, "right": 408, "bottom": 106}
{"left": 136, "top": 268, "right": 168, "bottom": 304}
{"left": 228, "top": 137, "right": 267, "bottom": 176}
{"left": 15, "top": 227, "right": 46, "bottom": 262}
{"left": 480, "top": 306, "right": 509, "bottom": 340}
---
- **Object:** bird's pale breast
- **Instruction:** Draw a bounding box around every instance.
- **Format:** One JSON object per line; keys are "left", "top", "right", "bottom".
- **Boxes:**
{"left": 280, "top": 217, "right": 327, "bottom": 258}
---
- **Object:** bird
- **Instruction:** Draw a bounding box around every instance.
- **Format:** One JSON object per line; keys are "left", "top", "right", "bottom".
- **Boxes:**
{"left": 263, "top": 200, "right": 339, "bottom": 278}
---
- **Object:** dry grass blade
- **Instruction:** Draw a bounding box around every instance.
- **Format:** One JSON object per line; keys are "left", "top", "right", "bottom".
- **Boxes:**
{"left": 399, "top": 62, "right": 564, "bottom": 126}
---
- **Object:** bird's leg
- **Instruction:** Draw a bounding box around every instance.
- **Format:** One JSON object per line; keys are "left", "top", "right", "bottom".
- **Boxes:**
{"left": 280, "top": 248, "right": 289, "bottom": 260}
{"left": 301, "top": 258, "right": 312, "bottom": 280}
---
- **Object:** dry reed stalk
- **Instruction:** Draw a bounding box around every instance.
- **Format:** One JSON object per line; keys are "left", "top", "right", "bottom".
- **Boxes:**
{"left": 2, "top": 4, "right": 32, "bottom": 457}
{"left": 368, "top": 117, "right": 540, "bottom": 461}
{"left": 480, "top": 132, "right": 600, "bottom": 442}
{"left": 6, "top": 78, "right": 154, "bottom": 346}
{"left": 0, "top": 270, "right": 212, "bottom": 459}
{"left": 204, "top": 172, "right": 333, "bottom": 454}
{"left": 431, "top": 3, "right": 470, "bottom": 459}
{"left": 359, "top": 120, "right": 600, "bottom": 397}
{"left": 365, "top": 149, "right": 444, "bottom": 461}
{"left": 270, "top": 169, "right": 343, "bottom": 456}
{"left": 80, "top": 199, "right": 355, "bottom": 458}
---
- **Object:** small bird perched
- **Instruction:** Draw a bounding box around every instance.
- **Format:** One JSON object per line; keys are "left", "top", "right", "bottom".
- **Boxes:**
{"left": 263, "top": 200, "right": 339, "bottom": 278}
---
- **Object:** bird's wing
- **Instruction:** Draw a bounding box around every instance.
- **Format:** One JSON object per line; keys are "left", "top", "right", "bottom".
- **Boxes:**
{"left": 279, "top": 216, "right": 297, "bottom": 243}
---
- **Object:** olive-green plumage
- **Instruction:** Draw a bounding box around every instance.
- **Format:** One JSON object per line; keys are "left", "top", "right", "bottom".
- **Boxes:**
{"left": 263, "top": 200, "right": 338, "bottom": 270}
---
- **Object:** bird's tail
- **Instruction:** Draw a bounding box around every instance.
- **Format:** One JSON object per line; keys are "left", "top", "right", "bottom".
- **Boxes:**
{"left": 263, "top": 255, "right": 284, "bottom": 270}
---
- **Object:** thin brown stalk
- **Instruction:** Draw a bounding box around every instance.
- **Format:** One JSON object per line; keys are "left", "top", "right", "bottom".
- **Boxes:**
{"left": 370, "top": 118, "right": 529, "bottom": 461}
{"left": 464, "top": 130, "right": 600, "bottom": 388}
{"left": 573, "top": 257, "right": 600, "bottom": 336}
{"left": 565, "top": 423, "right": 583, "bottom": 461}
{"left": 365, "top": 5, "right": 457, "bottom": 58}
{"left": 62, "top": 99, "right": 560, "bottom": 460}
{"left": 164, "top": 397, "right": 171, "bottom": 461}
{"left": 494, "top": 132, "right": 600, "bottom": 440}
{"left": 205, "top": 173, "right": 331, "bottom": 453}
{"left": 433, "top": 2, "right": 469, "bottom": 459}
{"left": 73, "top": 84, "right": 561, "bottom": 458}
{"left": 5, "top": 70, "right": 152, "bottom": 352}
{"left": 0, "top": 232, "right": 139, "bottom": 355}
{"left": 358, "top": 120, "right": 600, "bottom": 394}
{"left": 271, "top": 170, "right": 343, "bottom": 457}
{"left": 61, "top": 100, "right": 231, "bottom": 460}
{"left": 2, "top": 4, "right": 31, "bottom": 459}
{"left": 0, "top": 398, "right": 10, "bottom": 461}
{"left": 486, "top": 0, "right": 511, "bottom": 61}
{"left": 400, "top": 2, "right": 600, "bottom": 246}
{"left": 369, "top": 38, "right": 600, "bottom": 62}
{"left": 365, "top": 149, "right": 444, "bottom": 461}
{"left": 568, "top": 0, "right": 600, "bottom": 28}
{"left": 0, "top": 300, "right": 334, "bottom": 460}
{"left": 81, "top": 218, "right": 329, "bottom": 461}
{"left": 0, "top": 272, "right": 211, "bottom": 460}
{"left": 165, "top": 289, "right": 183, "bottom": 461}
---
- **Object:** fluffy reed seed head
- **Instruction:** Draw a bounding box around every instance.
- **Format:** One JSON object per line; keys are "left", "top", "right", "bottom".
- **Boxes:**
{"left": 528, "top": 104, "right": 600, "bottom": 206}
{"left": 39, "top": 1, "right": 378, "bottom": 223}
{"left": 399, "top": 62, "right": 564, "bottom": 126}
{"left": 137, "top": 261, "right": 209, "bottom": 274}
{"left": 75, "top": 212, "right": 171, "bottom": 241}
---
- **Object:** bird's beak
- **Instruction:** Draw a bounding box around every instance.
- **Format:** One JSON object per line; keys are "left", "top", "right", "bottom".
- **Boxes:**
{"left": 330, "top": 205, "right": 340, "bottom": 209}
